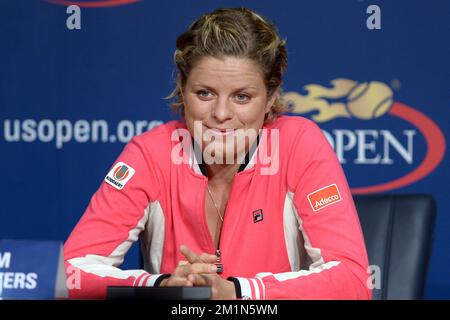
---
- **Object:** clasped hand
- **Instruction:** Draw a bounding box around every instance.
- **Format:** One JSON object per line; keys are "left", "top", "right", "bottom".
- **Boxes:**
{"left": 159, "top": 245, "right": 236, "bottom": 300}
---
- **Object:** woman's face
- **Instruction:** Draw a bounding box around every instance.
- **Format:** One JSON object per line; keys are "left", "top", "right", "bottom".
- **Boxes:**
{"left": 182, "top": 56, "right": 276, "bottom": 164}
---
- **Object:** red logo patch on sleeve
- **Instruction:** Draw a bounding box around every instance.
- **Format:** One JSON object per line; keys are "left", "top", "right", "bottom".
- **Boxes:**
{"left": 307, "top": 184, "right": 342, "bottom": 211}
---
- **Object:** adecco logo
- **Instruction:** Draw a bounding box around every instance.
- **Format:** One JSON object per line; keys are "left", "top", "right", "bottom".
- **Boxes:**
{"left": 45, "top": 0, "right": 139, "bottom": 8}
{"left": 308, "top": 184, "right": 342, "bottom": 211}
{"left": 284, "top": 78, "right": 446, "bottom": 194}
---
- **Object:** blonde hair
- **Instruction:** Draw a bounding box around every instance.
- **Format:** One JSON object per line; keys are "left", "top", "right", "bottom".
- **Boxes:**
{"left": 167, "top": 8, "right": 289, "bottom": 123}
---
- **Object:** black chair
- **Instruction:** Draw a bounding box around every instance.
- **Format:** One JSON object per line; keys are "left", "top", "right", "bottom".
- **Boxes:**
{"left": 353, "top": 194, "right": 436, "bottom": 300}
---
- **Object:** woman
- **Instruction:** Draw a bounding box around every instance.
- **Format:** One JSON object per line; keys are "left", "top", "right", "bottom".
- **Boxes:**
{"left": 64, "top": 8, "right": 371, "bottom": 300}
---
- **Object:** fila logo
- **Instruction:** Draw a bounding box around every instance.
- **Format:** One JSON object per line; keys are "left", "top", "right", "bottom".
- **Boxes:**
{"left": 253, "top": 209, "right": 263, "bottom": 223}
{"left": 307, "top": 184, "right": 342, "bottom": 212}
{"left": 105, "top": 162, "right": 135, "bottom": 190}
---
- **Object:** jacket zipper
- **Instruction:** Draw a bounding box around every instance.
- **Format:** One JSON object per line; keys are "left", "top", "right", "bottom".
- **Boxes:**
{"left": 203, "top": 177, "right": 237, "bottom": 274}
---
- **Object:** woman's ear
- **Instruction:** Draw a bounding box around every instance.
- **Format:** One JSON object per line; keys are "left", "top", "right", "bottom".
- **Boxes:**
{"left": 265, "top": 89, "right": 279, "bottom": 114}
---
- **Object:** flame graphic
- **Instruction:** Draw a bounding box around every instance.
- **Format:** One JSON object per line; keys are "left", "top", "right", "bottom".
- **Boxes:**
{"left": 284, "top": 78, "right": 394, "bottom": 122}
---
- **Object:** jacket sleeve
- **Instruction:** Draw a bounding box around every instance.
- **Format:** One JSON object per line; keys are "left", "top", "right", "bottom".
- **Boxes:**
{"left": 64, "top": 136, "right": 167, "bottom": 299}
{"left": 233, "top": 120, "right": 372, "bottom": 300}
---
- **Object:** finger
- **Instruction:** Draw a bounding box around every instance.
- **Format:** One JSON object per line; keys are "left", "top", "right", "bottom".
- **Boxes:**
{"left": 198, "top": 252, "right": 218, "bottom": 264}
{"left": 189, "top": 262, "right": 218, "bottom": 275}
{"left": 175, "top": 262, "right": 217, "bottom": 277}
{"left": 162, "top": 276, "right": 193, "bottom": 287}
{"left": 180, "top": 245, "right": 200, "bottom": 264}
{"left": 178, "top": 260, "right": 189, "bottom": 267}
{"left": 179, "top": 245, "right": 216, "bottom": 264}
{"left": 188, "top": 274, "right": 212, "bottom": 287}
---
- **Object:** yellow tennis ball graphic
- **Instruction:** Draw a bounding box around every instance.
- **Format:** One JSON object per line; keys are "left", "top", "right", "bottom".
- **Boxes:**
{"left": 346, "top": 81, "right": 394, "bottom": 120}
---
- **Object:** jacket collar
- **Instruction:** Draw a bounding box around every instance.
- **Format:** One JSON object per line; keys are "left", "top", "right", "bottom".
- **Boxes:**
{"left": 190, "top": 131, "right": 261, "bottom": 177}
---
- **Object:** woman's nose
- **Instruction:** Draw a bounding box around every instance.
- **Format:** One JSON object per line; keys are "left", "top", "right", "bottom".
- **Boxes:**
{"left": 212, "top": 96, "right": 233, "bottom": 122}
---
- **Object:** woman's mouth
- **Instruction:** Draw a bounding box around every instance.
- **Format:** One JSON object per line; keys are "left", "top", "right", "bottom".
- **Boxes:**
{"left": 205, "top": 126, "right": 235, "bottom": 136}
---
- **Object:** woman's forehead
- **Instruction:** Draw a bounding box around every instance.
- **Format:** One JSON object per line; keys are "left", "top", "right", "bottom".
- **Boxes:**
{"left": 187, "top": 56, "right": 264, "bottom": 88}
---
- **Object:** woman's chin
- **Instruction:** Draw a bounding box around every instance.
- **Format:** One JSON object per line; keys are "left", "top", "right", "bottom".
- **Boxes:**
{"left": 201, "top": 142, "right": 248, "bottom": 165}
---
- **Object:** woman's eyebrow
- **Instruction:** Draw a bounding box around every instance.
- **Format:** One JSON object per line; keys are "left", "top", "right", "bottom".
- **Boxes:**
{"left": 191, "top": 83, "right": 258, "bottom": 91}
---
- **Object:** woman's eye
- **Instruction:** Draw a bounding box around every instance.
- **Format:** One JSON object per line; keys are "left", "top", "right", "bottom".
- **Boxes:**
{"left": 235, "top": 93, "right": 250, "bottom": 103}
{"left": 197, "top": 90, "right": 212, "bottom": 99}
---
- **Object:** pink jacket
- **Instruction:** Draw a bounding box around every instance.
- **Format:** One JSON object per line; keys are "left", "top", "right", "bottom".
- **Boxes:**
{"left": 64, "top": 115, "right": 371, "bottom": 299}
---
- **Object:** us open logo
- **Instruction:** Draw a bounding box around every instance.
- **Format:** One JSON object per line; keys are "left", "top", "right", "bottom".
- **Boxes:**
{"left": 105, "top": 162, "right": 135, "bottom": 190}
{"left": 286, "top": 78, "right": 446, "bottom": 194}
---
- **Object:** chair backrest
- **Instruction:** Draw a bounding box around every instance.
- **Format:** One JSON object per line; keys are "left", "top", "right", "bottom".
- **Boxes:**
{"left": 353, "top": 194, "right": 436, "bottom": 300}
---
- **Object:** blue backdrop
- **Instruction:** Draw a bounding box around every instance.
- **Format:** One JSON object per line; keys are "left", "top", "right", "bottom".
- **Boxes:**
{"left": 0, "top": 0, "right": 448, "bottom": 298}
